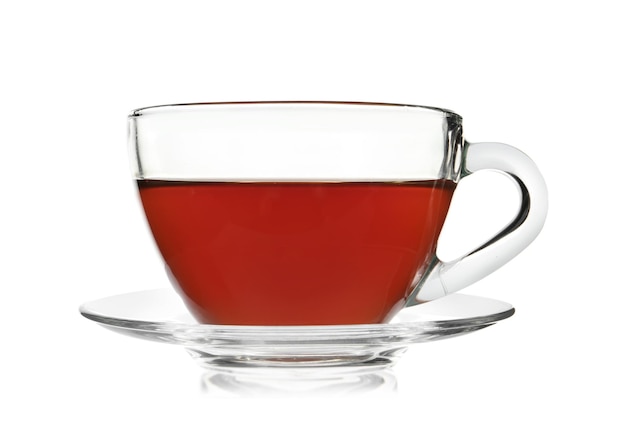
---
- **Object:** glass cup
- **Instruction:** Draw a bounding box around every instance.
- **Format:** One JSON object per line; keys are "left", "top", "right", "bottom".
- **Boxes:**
{"left": 128, "top": 102, "right": 547, "bottom": 325}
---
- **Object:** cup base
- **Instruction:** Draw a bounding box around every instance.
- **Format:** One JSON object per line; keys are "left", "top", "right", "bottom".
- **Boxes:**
{"left": 186, "top": 346, "right": 407, "bottom": 375}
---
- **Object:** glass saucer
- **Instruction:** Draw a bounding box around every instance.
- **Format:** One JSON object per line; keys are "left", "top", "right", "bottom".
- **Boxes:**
{"left": 80, "top": 289, "right": 514, "bottom": 373}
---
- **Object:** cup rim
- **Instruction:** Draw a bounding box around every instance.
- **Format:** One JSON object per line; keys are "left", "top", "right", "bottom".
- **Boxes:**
{"left": 128, "top": 101, "right": 462, "bottom": 120}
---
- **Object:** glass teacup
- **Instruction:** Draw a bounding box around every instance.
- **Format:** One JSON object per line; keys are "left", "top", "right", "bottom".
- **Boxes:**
{"left": 128, "top": 102, "right": 547, "bottom": 325}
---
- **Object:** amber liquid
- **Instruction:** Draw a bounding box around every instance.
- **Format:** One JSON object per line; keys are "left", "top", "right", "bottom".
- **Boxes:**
{"left": 138, "top": 180, "right": 455, "bottom": 325}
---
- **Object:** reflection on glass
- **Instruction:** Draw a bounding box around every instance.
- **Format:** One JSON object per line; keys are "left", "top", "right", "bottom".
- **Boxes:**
{"left": 201, "top": 368, "right": 398, "bottom": 397}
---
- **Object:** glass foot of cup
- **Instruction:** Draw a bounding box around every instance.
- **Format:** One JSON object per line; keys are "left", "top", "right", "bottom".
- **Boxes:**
{"left": 186, "top": 346, "right": 408, "bottom": 374}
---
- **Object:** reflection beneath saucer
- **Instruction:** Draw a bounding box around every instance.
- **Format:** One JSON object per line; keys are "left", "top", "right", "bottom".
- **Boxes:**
{"left": 201, "top": 368, "right": 398, "bottom": 397}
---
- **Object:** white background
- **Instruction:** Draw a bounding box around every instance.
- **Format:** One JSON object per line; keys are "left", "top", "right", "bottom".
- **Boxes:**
{"left": 2, "top": 0, "right": 624, "bottom": 436}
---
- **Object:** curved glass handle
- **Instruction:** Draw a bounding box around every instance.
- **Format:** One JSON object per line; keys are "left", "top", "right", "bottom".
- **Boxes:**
{"left": 408, "top": 142, "right": 548, "bottom": 305}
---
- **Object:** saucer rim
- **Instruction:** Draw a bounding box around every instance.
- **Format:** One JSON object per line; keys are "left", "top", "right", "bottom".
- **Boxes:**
{"left": 79, "top": 289, "right": 515, "bottom": 338}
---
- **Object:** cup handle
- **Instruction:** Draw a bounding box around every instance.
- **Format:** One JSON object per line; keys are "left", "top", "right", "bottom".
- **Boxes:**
{"left": 407, "top": 142, "right": 548, "bottom": 305}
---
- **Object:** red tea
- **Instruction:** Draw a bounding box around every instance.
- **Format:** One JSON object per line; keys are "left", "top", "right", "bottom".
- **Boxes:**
{"left": 138, "top": 180, "right": 455, "bottom": 325}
